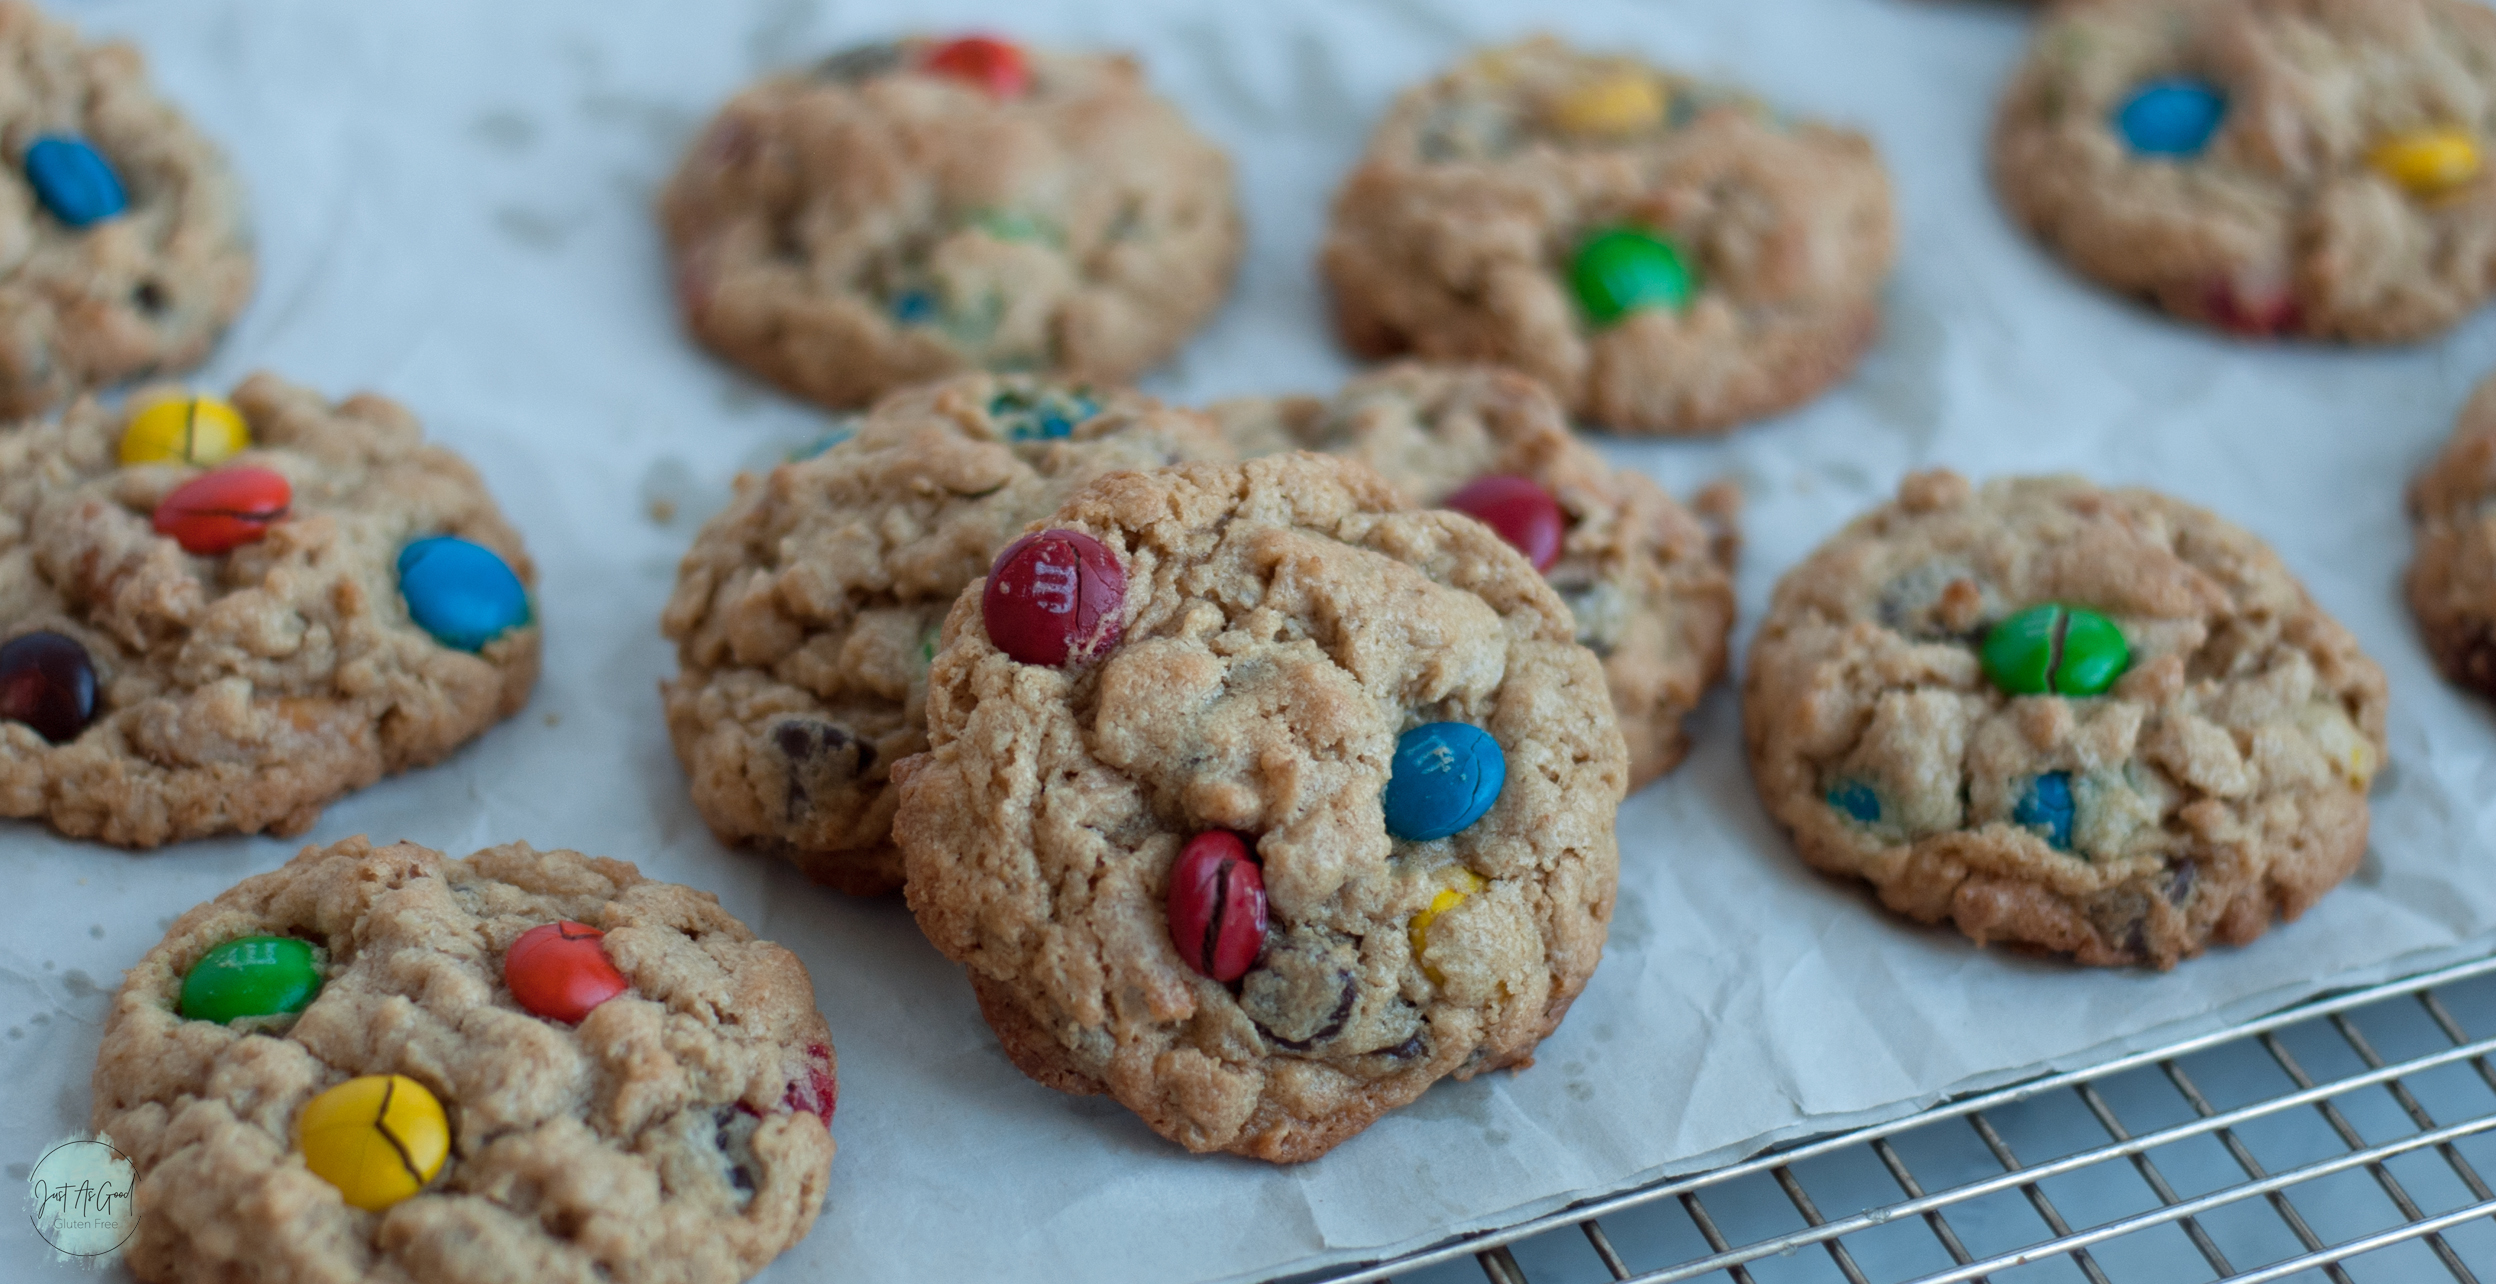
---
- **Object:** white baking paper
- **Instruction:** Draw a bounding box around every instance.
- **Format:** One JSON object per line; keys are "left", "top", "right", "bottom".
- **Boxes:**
{"left": 8, "top": 1, "right": 2496, "bottom": 1281}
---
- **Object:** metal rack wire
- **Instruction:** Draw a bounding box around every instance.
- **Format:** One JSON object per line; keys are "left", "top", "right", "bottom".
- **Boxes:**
{"left": 1298, "top": 954, "right": 2496, "bottom": 1284}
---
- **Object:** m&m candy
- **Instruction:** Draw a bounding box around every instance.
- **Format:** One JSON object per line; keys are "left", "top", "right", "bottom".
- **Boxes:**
{"left": 503, "top": 921, "right": 630, "bottom": 1024}
{"left": 1980, "top": 604, "right": 2129, "bottom": 698}
{"left": 2116, "top": 79, "right": 2225, "bottom": 158}
{"left": 1384, "top": 722, "right": 1505, "bottom": 842}
{"left": 1827, "top": 780, "right": 1881, "bottom": 825}
{"left": 1571, "top": 227, "right": 1696, "bottom": 326}
{"left": 24, "top": 135, "right": 126, "bottom": 227}
{"left": 297, "top": 1074, "right": 450, "bottom": 1212}
{"left": 177, "top": 935, "right": 322, "bottom": 1025}
{"left": 980, "top": 529, "right": 1125, "bottom": 667}
{"left": 397, "top": 536, "right": 530, "bottom": 652}
{"left": 1166, "top": 831, "right": 1267, "bottom": 983}
{"left": 2371, "top": 129, "right": 2481, "bottom": 198}
{"left": 120, "top": 396, "right": 250, "bottom": 467}
{"left": 153, "top": 467, "right": 291, "bottom": 555}
{"left": 925, "top": 36, "right": 1028, "bottom": 98}
{"left": 1409, "top": 866, "right": 1487, "bottom": 982}
{"left": 2014, "top": 771, "right": 2076, "bottom": 851}
{"left": 0, "top": 631, "right": 97, "bottom": 744}
{"left": 989, "top": 387, "right": 1098, "bottom": 440}
{"left": 1443, "top": 476, "right": 1565, "bottom": 573}
{"left": 783, "top": 1042, "right": 838, "bottom": 1119}
{"left": 1546, "top": 74, "right": 1665, "bottom": 137}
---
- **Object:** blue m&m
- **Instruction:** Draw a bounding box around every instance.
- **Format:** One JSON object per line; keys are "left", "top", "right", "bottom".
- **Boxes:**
{"left": 25, "top": 135, "right": 127, "bottom": 227}
{"left": 1384, "top": 722, "right": 1505, "bottom": 842}
{"left": 2116, "top": 79, "right": 2225, "bottom": 158}
{"left": 2013, "top": 771, "right": 2075, "bottom": 851}
{"left": 398, "top": 536, "right": 530, "bottom": 652}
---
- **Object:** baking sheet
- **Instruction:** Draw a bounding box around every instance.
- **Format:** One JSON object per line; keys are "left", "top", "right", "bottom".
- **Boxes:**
{"left": 9, "top": 0, "right": 2496, "bottom": 1280}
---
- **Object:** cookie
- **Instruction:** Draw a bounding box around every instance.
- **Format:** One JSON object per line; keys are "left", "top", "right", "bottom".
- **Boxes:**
{"left": 894, "top": 452, "right": 1627, "bottom": 1161}
{"left": 1745, "top": 470, "right": 2388, "bottom": 969}
{"left": 1212, "top": 363, "right": 1738, "bottom": 786}
{"left": 92, "top": 836, "right": 836, "bottom": 1284}
{"left": 0, "top": 373, "right": 538, "bottom": 847}
{"left": 1993, "top": 0, "right": 2496, "bottom": 340}
{"left": 660, "top": 372, "right": 1236, "bottom": 895}
{"left": 662, "top": 34, "right": 1242, "bottom": 411}
{"left": 0, "top": 2, "right": 253, "bottom": 418}
{"left": 1320, "top": 37, "right": 1895, "bottom": 435}
{"left": 2408, "top": 373, "right": 2496, "bottom": 697}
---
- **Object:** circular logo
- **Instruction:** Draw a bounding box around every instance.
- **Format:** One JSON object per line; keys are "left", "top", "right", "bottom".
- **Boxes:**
{"left": 26, "top": 1137, "right": 135, "bottom": 1261}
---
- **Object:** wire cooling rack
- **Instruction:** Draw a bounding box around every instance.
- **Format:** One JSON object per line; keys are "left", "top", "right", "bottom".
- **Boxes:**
{"left": 1290, "top": 953, "right": 2496, "bottom": 1284}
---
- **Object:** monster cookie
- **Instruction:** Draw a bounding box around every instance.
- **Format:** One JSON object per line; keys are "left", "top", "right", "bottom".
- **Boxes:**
{"left": 1745, "top": 471, "right": 2387, "bottom": 969}
{"left": 0, "top": 3, "right": 252, "bottom": 418}
{"left": 1213, "top": 364, "right": 1739, "bottom": 786}
{"left": 0, "top": 373, "right": 537, "bottom": 847}
{"left": 2408, "top": 373, "right": 2496, "bottom": 697}
{"left": 661, "top": 372, "right": 1234, "bottom": 895}
{"left": 91, "top": 837, "right": 836, "bottom": 1284}
{"left": 1994, "top": 0, "right": 2496, "bottom": 340}
{"left": 894, "top": 453, "right": 1627, "bottom": 1161}
{"left": 662, "top": 34, "right": 1242, "bottom": 411}
{"left": 1321, "top": 37, "right": 1896, "bottom": 435}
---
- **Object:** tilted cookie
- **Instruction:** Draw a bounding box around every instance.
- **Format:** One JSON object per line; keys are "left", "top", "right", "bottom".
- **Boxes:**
{"left": 1321, "top": 36, "right": 1895, "bottom": 435}
{"left": 895, "top": 453, "right": 1627, "bottom": 1161}
{"left": 1213, "top": 363, "right": 1738, "bottom": 786}
{"left": 0, "top": 2, "right": 252, "bottom": 418}
{"left": 661, "top": 373, "right": 1235, "bottom": 895}
{"left": 1994, "top": 0, "right": 2496, "bottom": 340}
{"left": 92, "top": 837, "right": 836, "bottom": 1284}
{"left": 1746, "top": 471, "right": 2387, "bottom": 968}
{"left": 2408, "top": 373, "right": 2496, "bottom": 697}
{"left": 0, "top": 373, "right": 537, "bottom": 846}
{"left": 662, "top": 34, "right": 1242, "bottom": 411}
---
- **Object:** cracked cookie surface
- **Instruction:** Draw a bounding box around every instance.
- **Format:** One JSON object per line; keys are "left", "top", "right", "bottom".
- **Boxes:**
{"left": 661, "top": 373, "right": 1235, "bottom": 894}
{"left": 0, "top": 2, "right": 252, "bottom": 418}
{"left": 0, "top": 372, "right": 537, "bottom": 847}
{"left": 1321, "top": 36, "right": 1895, "bottom": 435}
{"left": 1993, "top": 0, "right": 2496, "bottom": 340}
{"left": 895, "top": 453, "right": 1626, "bottom": 1161}
{"left": 1744, "top": 470, "right": 2387, "bottom": 969}
{"left": 92, "top": 837, "right": 836, "bottom": 1284}
{"left": 1213, "top": 363, "right": 1738, "bottom": 787}
{"left": 2409, "top": 373, "right": 2496, "bottom": 699}
{"left": 662, "top": 36, "right": 1241, "bottom": 410}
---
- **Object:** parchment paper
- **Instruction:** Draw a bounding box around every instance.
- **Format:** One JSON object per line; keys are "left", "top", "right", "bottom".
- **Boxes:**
{"left": 9, "top": 1, "right": 2496, "bottom": 1281}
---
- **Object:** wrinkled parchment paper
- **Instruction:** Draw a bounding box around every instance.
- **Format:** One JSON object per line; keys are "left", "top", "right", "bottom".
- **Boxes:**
{"left": 10, "top": 1, "right": 2496, "bottom": 1280}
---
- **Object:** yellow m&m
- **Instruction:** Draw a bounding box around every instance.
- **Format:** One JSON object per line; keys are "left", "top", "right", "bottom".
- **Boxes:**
{"left": 2371, "top": 129, "right": 2481, "bottom": 198}
{"left": 1546, "top": 74, "right": 1666, "bottom": 137}
{"left": 1409, "top": 867, "right": 1488, "bottom": 982}
{"left": 297, "top": 1074, "right": 449, "bottom": 1211}
{"left": 119, "top": 395, "right": 249, "bottom": 467}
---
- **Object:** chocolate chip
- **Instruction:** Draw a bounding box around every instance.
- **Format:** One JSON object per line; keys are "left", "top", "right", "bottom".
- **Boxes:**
{"left": 2451, "top": 622, "right": 2496, "bottom": 703}
{"left": 1241, "top": 928, "right": 1361, "bottom": 1050}
{"left": 813, "top": 42, "right": 904, "bottom": 83}
{"left": 132, "top": 280, "right": 167, "bottom": 314}
{"left": 2166, "top": 858, "right": 2197, "bottom": 906}
{"left": 1375, "top": 1030, "right": 1429, "bottom": 1061}
{"left": 711, "top": 1104, "right": 759, "bottom": 1199}
{"left": 770, "top": 719, "right": 875, "bottom": 816}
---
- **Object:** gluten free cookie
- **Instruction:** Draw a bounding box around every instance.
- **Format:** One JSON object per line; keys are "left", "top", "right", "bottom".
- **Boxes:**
{"left": 662, "top": 34, "right": 1242, "bottom": 411}
{"left": 1322, "top": 37, "right": 1896, "bottom": 435}
{"left": 1994, "top": 0, "right": 2496, "bottom": 340}
{"left": 661, "top": 373, "right": 1235, "bottom": 895}
{"left": 895, "top": 453, "right": 1627, "bottom": 1161}
{"left": 2409, "top": 373, "right": 2496, "bottom": 697}
{"left": 0, "top": 2, "right": 252, "bottom": 418}
{"left": 1745, "top": 471, "right": 2387, "bottom": 969}
{"left": 1213, "top": 363, "right": 1738, "bottom": 786}
{"left": 0, "top": 373, "right": 537, "bottom": 847}
{"left": 92, "top": 837, "right": 835, "bottom": 1284}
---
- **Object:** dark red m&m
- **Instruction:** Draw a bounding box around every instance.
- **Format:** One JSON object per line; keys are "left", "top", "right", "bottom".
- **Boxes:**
{"left": 153, "top": 466, "right": 291, "bottom": 555}
{"left": 1167, "top": 831, "right": 1268, "bottom": 983}
{"left": 1444, "top": 475, "right": 1565, "bottom": 573}
{"left": 0, "top": 631, "right": 97, "bottom": 744}
{"left": 781, "top": 1042, "right": 838, "bottom": 1120}
{"left": 504, "top": 921, "right": 630, "bottom": 1023}
{"left": 981, "top": 529, "right": 1126, "bottom": 667}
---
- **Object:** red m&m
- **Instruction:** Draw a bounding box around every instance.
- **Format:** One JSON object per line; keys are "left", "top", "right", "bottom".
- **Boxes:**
{"left": 153, "top": 467, "right": 291, "bottom": 555}
{"left": 981, "top": 529, "right": 1126, "bottom": 667}
{"left": 925, "top": 36, "right": 1028, "bottom": 98}
{"left": 782, "top": 1042, "right": 838, "bottom": 1120}
{"left": 1443, "top": 475, "right": 1565, "bottom": 572}
{"left": 504, "top": 921, "right": 630, "bottom": 1023}
{"left": 1167, "top": 831, "right": 1268, "bottom": 983}
{"left": 0, "top": 631, "right": 97, "bottom": 744}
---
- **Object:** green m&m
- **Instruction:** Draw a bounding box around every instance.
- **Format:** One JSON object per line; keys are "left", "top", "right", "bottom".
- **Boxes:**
{"left": 178, "top": 935, "right": 322, "bottom": 1025}
{"left": 1570, "top": 227, "right": 1696, "bottom": 326}
{"left": 1980, "top": 604, "right": 2130, "bottom": 698}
